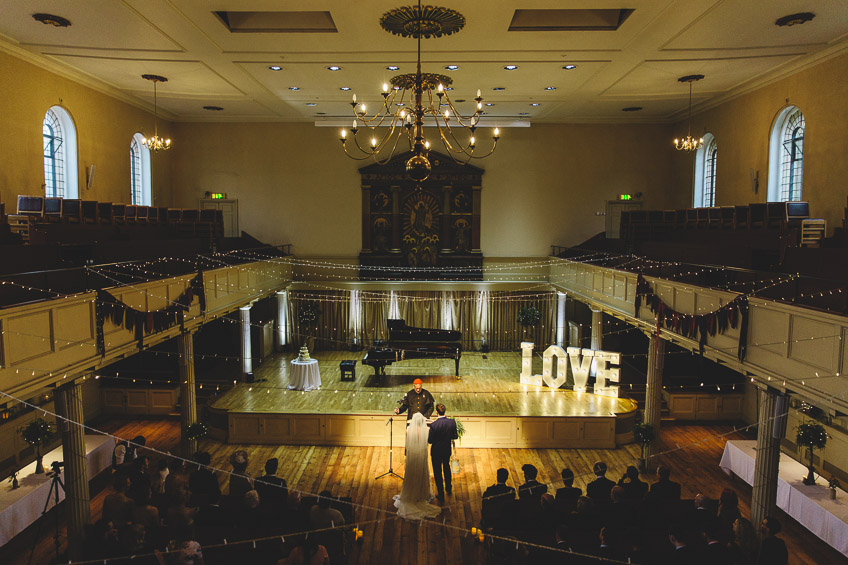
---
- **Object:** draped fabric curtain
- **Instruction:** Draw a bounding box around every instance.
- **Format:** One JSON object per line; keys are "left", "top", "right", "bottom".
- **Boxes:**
{"left": 290, "top": 289, "right": 555, "bottom": 352}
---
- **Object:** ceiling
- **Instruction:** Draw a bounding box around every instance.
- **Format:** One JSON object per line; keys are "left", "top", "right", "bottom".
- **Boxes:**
{"left": 1, "top": 1, "right": 847, "bottom": 124}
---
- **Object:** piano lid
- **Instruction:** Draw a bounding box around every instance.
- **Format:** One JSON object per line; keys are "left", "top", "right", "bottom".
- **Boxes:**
{"left": 386, "top": 319, "right": 461, "bottom": 343}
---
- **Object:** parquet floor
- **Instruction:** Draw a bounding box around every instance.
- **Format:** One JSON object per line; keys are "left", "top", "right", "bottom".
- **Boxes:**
{"left": 2, "top": 419, "right": 845, "bottom": 564}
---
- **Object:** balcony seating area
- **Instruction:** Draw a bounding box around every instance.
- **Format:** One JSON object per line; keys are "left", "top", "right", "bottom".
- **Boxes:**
{"left": 4, "top": 196, "right": 224, "bottom": 243}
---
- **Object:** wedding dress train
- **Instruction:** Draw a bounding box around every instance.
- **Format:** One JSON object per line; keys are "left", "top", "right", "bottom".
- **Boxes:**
{"left": 393, "top": 413, "right": 441, "bottom": 520}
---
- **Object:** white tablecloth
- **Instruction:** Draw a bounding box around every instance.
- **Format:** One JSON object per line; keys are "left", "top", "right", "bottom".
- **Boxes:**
{"left": 288, "top": 359, "right": 321, "bottom": 391}
{"left": 720, "top": 439, "right": 848, "bottom": 556}
{"left": 0, "top": 435, "right": 113, "bottom": 546}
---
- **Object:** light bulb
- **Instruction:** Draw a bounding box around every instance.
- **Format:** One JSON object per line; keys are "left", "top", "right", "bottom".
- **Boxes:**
{"left": 370, "top": 137, "right": 377, "bottom": 148}
{"left": 477, "top": 89, "right": 481, "bottom": 98}
{"left": 494, "top": 128, "right": 500, "bottom": 137}
{"left": 425, "top": 141, "right": 430, "bottom": 149}
{"left": 352, "top": 93, "right": 357, "bottom": 103}
{"left": 383, "top": 83, "right": 388, "bottom": 93}
{"left": 444, "top": 109, "right": 450, "bottom": 118}
{"left": 340, "top": 129, "right": 346, "bottom": 139}
{"left": 438, "top": 84, "right": 444, "bottom": 93}
{"left": 360, "top": 104, "right": 366, "bottom": 113}
{"left": 470, "top": 136, "right": 475, "bottom": 145}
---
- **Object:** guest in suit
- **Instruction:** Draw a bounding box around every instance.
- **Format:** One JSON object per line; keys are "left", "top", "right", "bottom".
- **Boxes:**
{"left": 255, "top": 457, "right": 287, "bottom": 516}
{"left": 518, "top": 463, "right": 548, "bottom": 500}
{"left": 428, "top": 403, "right": 458, "bottom": 501}
{"left": 756, "top": 517, "right": 788, "bottom": 565}
{"left": 647, "top": 465, "right": 681, "bottom": 502}
{"left": 667, "top": 525, "right": 696, "bottom": 565}
{"left": 555, "top": 468, "right": 582, "bottom": 514}
{"left": 702, "top": 519, "right": 731, "bottom": 561}
{"left": 482, "top": 467, "right": 516, "bottom": 528}
{"left": 617, "top": 465, "right": 648, "bottom": 500}
{"left": 586, "top": 461, "right": 616, "bottom": 503}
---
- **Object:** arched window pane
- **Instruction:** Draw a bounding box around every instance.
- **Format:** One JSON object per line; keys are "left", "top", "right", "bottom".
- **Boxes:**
{"left": 130, "top": 137, "right": 142, "bottom": 205}
{"left": 780, "top": 109, "right": 804, "bottom": 202}
{"left": 703, "top": 139, "right": 717, "bottom": 207}
{"left": 43, "top": 109, "right": 65, "bottom": 198}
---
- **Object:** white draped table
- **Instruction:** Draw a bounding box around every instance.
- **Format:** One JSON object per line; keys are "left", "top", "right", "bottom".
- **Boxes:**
{"left": 0, "top": 435, "right": 113, "bottom": 546}
{"left": 719, "top": 439, "right": 848, "bottom": 556}
{"left": 288, "top": 358, "right": 321, "bottom": 391}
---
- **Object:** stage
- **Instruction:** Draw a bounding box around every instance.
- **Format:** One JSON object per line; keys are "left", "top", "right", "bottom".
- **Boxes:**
{"left": 209, "top": 351, "right": 638, "bottom": 449}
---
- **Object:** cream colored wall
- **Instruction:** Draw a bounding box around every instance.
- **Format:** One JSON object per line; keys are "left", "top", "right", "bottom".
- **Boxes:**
{"left": 671, "top": 52, "right": 848, "bottom": 230}
{"left": 0, "top": 50, "right": 172, "bottom": 209}
{"left": 170, "top": 121, "right": 675, "bottom": 256}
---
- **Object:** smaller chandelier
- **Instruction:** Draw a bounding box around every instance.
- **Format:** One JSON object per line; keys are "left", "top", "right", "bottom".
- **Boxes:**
{"left": 674, "top": 74, "right": 704, "bottom": 152}
{"left": 141, "top": 74, "right": 171, "bottom": 152}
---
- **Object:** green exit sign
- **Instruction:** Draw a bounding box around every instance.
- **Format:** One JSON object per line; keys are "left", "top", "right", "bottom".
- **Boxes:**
{"left": 210, "top": 193, "right": 225, "bottom": 199}
{"left": 619, "top": 194, "right": 633, "bottom": 201}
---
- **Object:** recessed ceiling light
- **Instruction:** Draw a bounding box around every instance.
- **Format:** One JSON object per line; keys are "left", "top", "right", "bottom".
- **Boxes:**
{"left": 396, "top": 103, "right": 405, "bottom": 106}
{"left": 518, "top": 112, "right": 530, "bottom": 115}
{"left": 306, "top": 103, "right": 317, "bottom": 106}
{"left": 268, "top": 65, "right": 283, "bottom": 71}
{"left": 203, "top": 106, "right": 224, "bottom": 111}
{"left": 393, "top": 86, "right": 401, "bottom": 90}
{"left": 493, "top": 87, "right": 506, "bottom": 91}
{"left": 530, "top": 103, "right": 541, "bottom": 106}
{"left": 775, "top": 12, "right": 815, "bottom": 27}
{"left": 622, "top": 106, "right": 643, "bottom": 112}
{"left": 504, "top": 65, "right": 518, "bottom": 71}
{"left": 32, "top": 13, "right": 71, "bottom": 27}
{"left": 289, "top": 86, "right": 300, "bottom": 91}
{"left": 339, "top": 86, "right": 351, "bottom": 91}
{"left": 544, "top": 86, "right": 557, "bottom": 91}
{"left": 485, "top": 103, "right": 495, "bottom": 106}
{"left": 387, "top": 65, "right": 399, "bottom": 71}
{"left": 326, "top": 66, "right": 342, "bottom": 71}
{"left": 445, "top": 87, "right": 454, "bottom": 91}
{"left": 445, "top": 65, "right": 459, "bottom": 71}
{"left": 562, "top": 64, "right": 577, "bottom": 70}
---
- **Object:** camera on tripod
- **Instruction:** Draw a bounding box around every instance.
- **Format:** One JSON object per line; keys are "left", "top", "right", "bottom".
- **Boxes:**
{"left": 47, "top": 461, "right": 64, "bottom": 476}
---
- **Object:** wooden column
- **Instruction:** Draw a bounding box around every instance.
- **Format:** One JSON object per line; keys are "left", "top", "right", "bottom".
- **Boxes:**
{"left": 178, "top": 331, "right": 198, "bottom": 457}
{"left": 54, "top": 379, "right": 89, "bottom": 561}
{"left": 644, "top": 335, "right": 666, "bottom": 461}
{"left": 751, "top": 387, "right": 784, "bottom": 534}
{"left": 556, "top": 292, "right": 567, "bottom": 347}
{"left": 275, "top": 290, "right": 288, "bottom": 352}
{"left": 240, "top": 305, "right": 252, "bottom": 378}
{"left": 590, "top": 308, "right": 603, "bottom": 377}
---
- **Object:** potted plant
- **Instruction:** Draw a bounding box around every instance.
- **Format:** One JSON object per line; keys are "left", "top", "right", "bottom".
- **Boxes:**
{"left": 517, "top": 305, "right": 541, "bottom": 327}
{"left": 633, "top": 421, "right": 655, "bottom": 473}
{"left": 796, "top": 420, "right": 827, "bottom": 485}
{"left": 19, "top": 418, "right": 55, "bottom": 474}
{"left": 450, "top": 418, "right": 465, "bottom": 475}
{"left": 298, "top": 302, "right": 321, "bottom": 352}
{"left": 184, "top": 422, "right": 208, "bottom": 442}
{"left": 828, "top": 477, "right": 840, "bottom": 500}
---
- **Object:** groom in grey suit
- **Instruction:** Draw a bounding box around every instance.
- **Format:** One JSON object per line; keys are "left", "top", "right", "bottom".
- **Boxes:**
{"left": 428, "top": 403, "right": 458, "bottom": 502}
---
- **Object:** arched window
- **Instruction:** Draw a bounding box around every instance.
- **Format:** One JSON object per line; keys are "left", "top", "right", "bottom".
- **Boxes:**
{"left": 130, "top": 133, "right": 152, "bottom": 205}
{"left": 768, "top": 106, "right": 805, "bottom": 202}
{"left": 42, "top": 106, "right": 78, "bottom": 198}
{"left": 693, "top": 133, "right": 717, "bottom": 207}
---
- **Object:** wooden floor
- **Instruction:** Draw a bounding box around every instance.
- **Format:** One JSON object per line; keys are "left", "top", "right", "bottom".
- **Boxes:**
{"left": 210, "top": 351, "right": 636, "bottom": 417}
{"left": 3, "top": 419, "right": 846, "bottom": 564}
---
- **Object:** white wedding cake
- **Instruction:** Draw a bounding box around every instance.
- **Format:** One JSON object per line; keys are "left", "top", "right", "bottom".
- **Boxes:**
{"left": 297, "top": 345, "right": 311, "bottom": 361}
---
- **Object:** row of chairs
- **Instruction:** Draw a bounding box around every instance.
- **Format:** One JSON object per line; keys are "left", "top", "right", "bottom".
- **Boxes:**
{"left": 621, "top": 202, "right": 810, "bottom": 241}
{"left": 7, "top": 196, "right": 223, "bottom": 242}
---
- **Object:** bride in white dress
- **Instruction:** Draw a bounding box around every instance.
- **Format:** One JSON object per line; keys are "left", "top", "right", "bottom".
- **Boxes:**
{"left": 393, "top": 412, "right": 442, "bottom": 520}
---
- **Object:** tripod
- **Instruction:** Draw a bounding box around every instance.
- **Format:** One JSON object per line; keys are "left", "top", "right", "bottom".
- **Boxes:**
{"left": 28, "top": 462, "right": 65, "bottom": 565}
{"left": 375, "top": 417, "right": 403, "bottom": 480}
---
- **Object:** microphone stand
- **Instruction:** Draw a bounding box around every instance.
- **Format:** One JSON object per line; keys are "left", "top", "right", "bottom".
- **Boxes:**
{"left": 375, "top": 416, "right": 403, "bottom": 480}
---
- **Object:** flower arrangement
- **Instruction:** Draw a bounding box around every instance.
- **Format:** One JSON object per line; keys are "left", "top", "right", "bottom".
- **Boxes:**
{"left": 18, "top": 418, "right": 55, "bottom": 474}
{"left": 633, "top": 422, "right": 656, "bottom": 471}
{"left": 454, "top": 418, "right": 465, "bottom": 440}
{"left": 828, "top": 477, "right": 840, "bottom": 490}
{"left": 517, "top": 305, "right": 541, "bottom": 327}
{"left": 184, "top": 422, "right": 208, "bottom": 442}
{"left": 796, "top": 420, "right": 827, "bottom": 485}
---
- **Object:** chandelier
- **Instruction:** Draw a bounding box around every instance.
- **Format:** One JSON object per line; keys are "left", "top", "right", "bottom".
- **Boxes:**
{"left": 339, "top": 1, "right": 499, "bottom": 182}
{"left": 142, "top": 74, "right": 171, "bottom": 152}
{"left": 674, "top": 74, "right": 704, "bottom": 152}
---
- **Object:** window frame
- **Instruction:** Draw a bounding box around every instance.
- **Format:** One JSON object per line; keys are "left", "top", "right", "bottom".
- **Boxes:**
{"left": 692, "top": 132, "right": 717, "bottom": 207}
{"left": 130, "top": 132, "right": 152, "bottom": 205}
{"left": 43, "top": 106, "right": 79, "bottom": 199}
{"left": 768, "top": 106, "right": 805, "bottom": 202}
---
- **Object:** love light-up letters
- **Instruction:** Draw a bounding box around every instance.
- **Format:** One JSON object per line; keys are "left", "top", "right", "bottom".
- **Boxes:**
{"left": 519, "top": 342, "right": 620, "bottom": 397}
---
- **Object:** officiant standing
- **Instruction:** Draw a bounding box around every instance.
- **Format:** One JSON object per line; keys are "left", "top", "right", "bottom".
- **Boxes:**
{"left": 394, "top": 378, "right": 434, "bottom": 420}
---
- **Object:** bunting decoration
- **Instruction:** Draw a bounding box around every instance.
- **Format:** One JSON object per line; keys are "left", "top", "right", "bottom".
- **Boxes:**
{"left": 94, "top": 272, "right": 205, "bottom": 351}
{"left": 636, "top": 275, "right": 749, "bottom": 361}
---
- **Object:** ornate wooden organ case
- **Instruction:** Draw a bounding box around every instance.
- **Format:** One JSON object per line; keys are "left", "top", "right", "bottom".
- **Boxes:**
{"left": 359, "top": 152, "right": 483, "bottom": 279}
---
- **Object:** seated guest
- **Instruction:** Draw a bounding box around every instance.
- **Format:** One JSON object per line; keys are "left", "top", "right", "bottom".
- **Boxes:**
{"left": 84, "top": 519, "right": 122, "bottom": 560}
{"left": 717, "top": 488, "right": 741, "bottom": 540}
{"left": 690, "top": 493, "right": 716, "bottom": 531}
{"left": 228, "top": 450, "right": 253, "bottom": 499}
{"left": 518, "top": 463, "right": 548, "bottom": 500}
{"left": 154, "top": 458, "right": 170, "bottom": 495}
{"left": 128, "top": 455, "right": 152, "bottom": 494}
{"left": 279, "top": 535, "right": 328, "bottom": 565}
{"left": 756, "top": 516, "right": 788, "bottom": 565}
{"left": 728, "top": 517, "right": 757, "bottom": 565}
{"left": 255, "top": 457, "right": 288, "bottom": 514}
{"left": 566, "top": 497, "right": 600, "bottom": 553}
{"left": 102, "top": 473, "right": 134, "bottom": 528}
{"left": 482, "top": 467, "right": 516, "bottom": 529}
{"left": 586, "top": 461, "right": 615, "bottom": 503}
{"left": 555, "top": 468, "right": 582, "bottom": 514}
{"left": 195, "top": 490, "right": 234, "bottom": 547}
{"left": 647, "top": 465, "right": 681, "bottom": 502}
{"left": 129, "top": 483, "right": 161, "bottom": 542}
{"left": 160, "top": 522, "right": 205, "bottom": 565}
{"left": 237, "top": 490, "right": 263, "bottom": 539}
{"left": 164, "top": 458, "right": 189, "bottom": 501}
{"left": 667, "top": 525, "right": 695, "bottom": 565}
{"left": 703, "top": 519, "right": 731, "bottom": 561}
{"left": 165, "top": 488, "right": 196, "bottom": 542}
{"left": 189, "top": 452, "right": 220, "bottom": 507}
{"left": 309, "top": 490, "right": 345, "bottom": 529}
{"left": 617, "top": 465, "right": 648, "bottom": 500}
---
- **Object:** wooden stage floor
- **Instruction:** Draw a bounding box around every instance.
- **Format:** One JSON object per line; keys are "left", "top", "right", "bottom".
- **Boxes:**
{"left": 210, "top": 351, "right": 637, "bottom": 449}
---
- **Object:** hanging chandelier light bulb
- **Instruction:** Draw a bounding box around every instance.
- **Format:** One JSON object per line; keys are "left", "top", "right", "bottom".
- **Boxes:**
{"left": 141, "top": 74, "right": 171, "bottom": 152}
{"left": 674, "top": 74, "right": 704, "bottom": 152}
{"left": 339, "top": 1, "right": 499, "bottom": 183}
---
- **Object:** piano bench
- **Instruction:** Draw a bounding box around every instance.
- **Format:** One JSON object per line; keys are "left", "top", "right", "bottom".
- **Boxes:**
{"left": 340, "top": 360, "right": 357, "bottom": 382}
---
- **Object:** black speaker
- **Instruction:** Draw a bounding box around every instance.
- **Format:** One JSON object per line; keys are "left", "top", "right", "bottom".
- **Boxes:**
{"left": 245, "top": 371, "right": 255, "bottom": 383}
{"left": 772, "top": 394, "right": 789, "bottom": 439}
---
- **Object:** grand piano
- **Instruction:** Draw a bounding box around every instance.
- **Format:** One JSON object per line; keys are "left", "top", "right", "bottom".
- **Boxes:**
{"left": 363, "top": 319, "right": 462, "bottom": 378}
